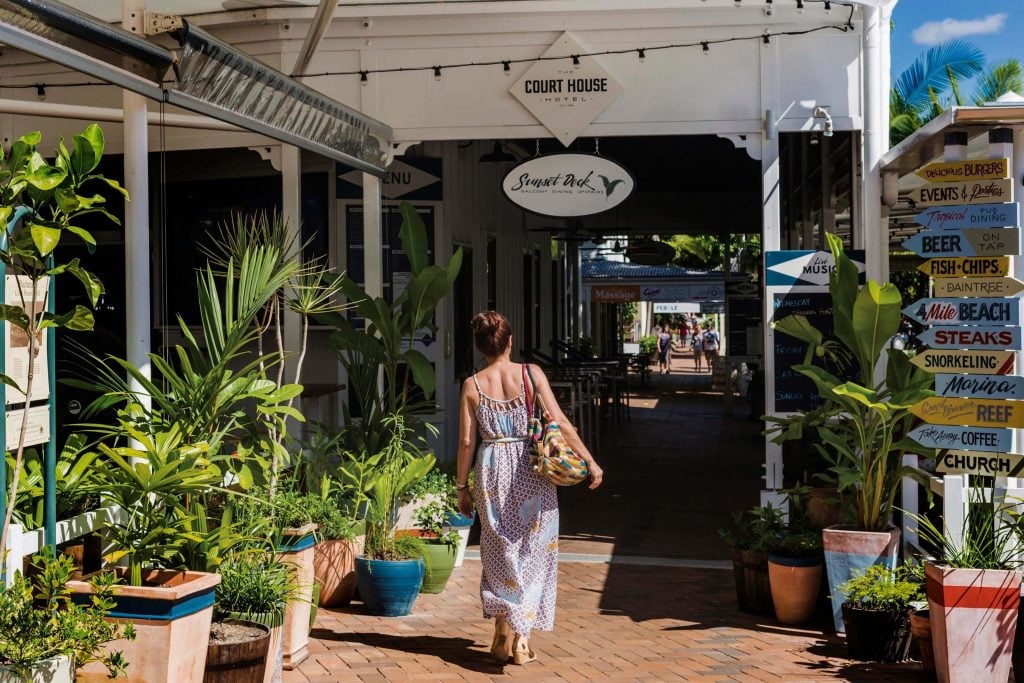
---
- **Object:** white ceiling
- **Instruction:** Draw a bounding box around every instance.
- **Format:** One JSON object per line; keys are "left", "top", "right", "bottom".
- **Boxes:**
{"left": 62, "top": 1, "right": 319, "bottom": 23}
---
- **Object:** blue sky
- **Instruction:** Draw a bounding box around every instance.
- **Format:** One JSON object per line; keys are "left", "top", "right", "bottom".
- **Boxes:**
{"left": 892, "top": 0, "right": 1022, "bottom": 98}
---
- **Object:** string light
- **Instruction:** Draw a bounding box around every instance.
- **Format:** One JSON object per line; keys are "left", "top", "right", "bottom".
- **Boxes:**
{"left": 433, "top": 66, "right": 442, "bottom": 81}
{"left": 796, "top": 0, "right": 804, "bottom": 11}
{"left": 35, "top": 84, "right": 46, "bottom": 100}
{"left": 702, "top": 41, "right": 710, "bottom": 55}
{"left": 359, "top": 71, "right": 368, "bottom": 85}
{"left": 637, "top": 48, "right": 646, "bottom": 62}
{"left": 763, "top": 31, "right": 771, "bottom": 45}
{"left": 572, "top": 54, "right": 581, "bottom": 69}
{"left": 824, "top": 0, "right": 832, "bottom": 13}
{"left": 502, "top": 60, "right": 511, "bottom": 75}
{"left": 764, "top": 0, "right": 773, "bottom": 17}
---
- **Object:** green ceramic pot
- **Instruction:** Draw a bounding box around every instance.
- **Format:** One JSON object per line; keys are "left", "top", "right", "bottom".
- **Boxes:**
{"left": 421, "top": 540, "right": 456, "bottom": 594}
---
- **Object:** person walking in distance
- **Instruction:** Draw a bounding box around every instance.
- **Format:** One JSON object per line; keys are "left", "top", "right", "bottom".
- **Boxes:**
{"left": 456, "top": 311, "right": 603, "bottom": 666}
{"left": 702, "top": 322, "right": 720, "bottom": 373}
{"left": 691, "top": 325, "right": 704, "bottom": 373}
{"left": 657, "top": 325, "right": 674, "bottom": 374}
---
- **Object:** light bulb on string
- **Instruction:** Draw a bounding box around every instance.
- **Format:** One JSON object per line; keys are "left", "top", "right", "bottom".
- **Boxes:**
{"left": 572, "top": 54, "right": 581, "bottom": 69}
{"left": 502, "top": 60, "right": 511, "bottom": 76}
{"left": 796, "top": 0, "right": 804, "bottom": 11}
{"left": 702, "top": 41, "right": 710, "bottom": 55}
{"left": 764, "top": 0, "right": 773, "bottom": 16}
{"left": 359, "top": 71, "right": 368, "bottom": 86}
{"left": 824, "top": 0, "right": 831, "bottom": 13}
{"left": 433, "top": 66, "right": 442, "bottom": 81}
{"left": 763, "top": 31, "right": 771, "bottom": 46}
{"left": 637, "top": 48, "right": 646, "bottom": 62}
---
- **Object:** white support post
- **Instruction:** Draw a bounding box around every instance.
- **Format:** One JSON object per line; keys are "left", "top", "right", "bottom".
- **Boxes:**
{"left": 280, "top": 146, "right": 303, "bottom": 423}
{"left": 862, "top": 4, "right": 886, "bottom": 283}
{"left": 123, "top": 1, "right": 150, "bottom": 408}
{"left": 944, "top": 474, "right": 968, "bottom": 555}
{"left": 761, "top": 133, "right": 784, "bottom": 507}
{"left": 362, "top": 173, "right": 383, "bottom": 300}
{"left": 3, "top": 523, "right": 22, "bottom": 585}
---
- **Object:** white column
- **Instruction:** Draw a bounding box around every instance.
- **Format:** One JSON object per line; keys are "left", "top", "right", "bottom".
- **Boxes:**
{"left": 862, "top": 3, "right": 886, "bottom": 283}
{"left": 362, "top": 174, "right": 383, "bottom": 299}
{"left": 123, "top": 1, "right": 150, "bottom": 408}
{"left": 281, "top": 146, "right": 302, "bottom": 382}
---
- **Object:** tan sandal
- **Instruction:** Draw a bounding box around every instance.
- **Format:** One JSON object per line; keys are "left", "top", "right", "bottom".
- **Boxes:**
{"left": 490, "top": 616, "right": 512, "bottom": 662}
{"left": 512, "top": 634, "right": 536, "bottom": 665}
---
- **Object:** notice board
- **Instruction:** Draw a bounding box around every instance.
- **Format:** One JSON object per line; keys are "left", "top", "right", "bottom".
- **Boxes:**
{"left": 771, "top": 292, "right": 835, "bottom": 412}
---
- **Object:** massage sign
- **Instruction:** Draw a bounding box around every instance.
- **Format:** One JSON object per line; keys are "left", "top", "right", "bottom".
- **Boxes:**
{"left": 904, "top": 155, "right": 1024, "bottom": 476}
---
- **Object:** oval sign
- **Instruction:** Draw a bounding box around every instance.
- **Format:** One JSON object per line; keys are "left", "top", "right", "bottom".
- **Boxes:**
{"left": 626, "top": 240, "right": 675, "bottom": 266}
{"left": 501, "top": 153, "right": 635, "bottom": 218}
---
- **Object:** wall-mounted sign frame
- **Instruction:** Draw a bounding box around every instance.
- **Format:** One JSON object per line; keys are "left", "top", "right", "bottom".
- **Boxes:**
{"left": 501, "top": 153, "right": 635, "bottom": 218}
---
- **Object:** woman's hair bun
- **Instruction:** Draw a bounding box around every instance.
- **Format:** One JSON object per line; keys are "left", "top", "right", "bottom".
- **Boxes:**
{"left": 471, "top": 311, "right": 512, "bottom": 357}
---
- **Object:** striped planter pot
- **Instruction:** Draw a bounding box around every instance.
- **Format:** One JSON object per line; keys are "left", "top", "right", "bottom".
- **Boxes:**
{"left": 822, "top": 526, "right": 899, "bottom": 633}
{"left": 926, "top": 563, "right": 1021, "bottom": 683}
{"left": 69, "top": 569, "right": 220, "bottom": 683}
{"left": 278, "top": 524, "right": 318, "bottom": 671}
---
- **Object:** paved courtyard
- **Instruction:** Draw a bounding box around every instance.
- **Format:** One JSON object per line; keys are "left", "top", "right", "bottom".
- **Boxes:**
{"left": 284, "top": 351, "right": 954, "bottom": 682}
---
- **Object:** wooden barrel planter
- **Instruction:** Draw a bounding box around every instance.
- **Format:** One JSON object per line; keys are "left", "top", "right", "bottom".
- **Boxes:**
{"left": 731, "top": 549, "right": 774, "bottom": 616}
{"left": 204, "top": 620, "right": 271, "bottom": 683}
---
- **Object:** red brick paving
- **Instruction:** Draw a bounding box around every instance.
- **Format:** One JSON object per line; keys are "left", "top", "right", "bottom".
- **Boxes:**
{"left": 287, "top": 355, "right": 947, "bottom": 682}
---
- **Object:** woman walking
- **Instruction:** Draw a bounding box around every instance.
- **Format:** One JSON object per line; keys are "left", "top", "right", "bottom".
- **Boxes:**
{"left": 657, "top": 325, "right": 674, "bottom": 374}
{"left": 456, "top": 311, "right": 603, "bottom": 665}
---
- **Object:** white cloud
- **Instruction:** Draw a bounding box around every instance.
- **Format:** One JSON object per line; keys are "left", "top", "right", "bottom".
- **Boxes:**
{"left": 912, "top": 13, "right": 1008, "bottom": 46}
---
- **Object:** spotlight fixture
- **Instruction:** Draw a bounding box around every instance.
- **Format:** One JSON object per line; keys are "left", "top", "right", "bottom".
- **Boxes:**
{"left": 479, "top": 141, "right": 516, "bottom": 164}
{"left": 813, "top": 105, "right": 834, "bottom": 137}
{"left": 35, "top": 83, "right": 45, "bottom": 100}
{"left": 433, "top": 66, "right": 442, "bottom": 81}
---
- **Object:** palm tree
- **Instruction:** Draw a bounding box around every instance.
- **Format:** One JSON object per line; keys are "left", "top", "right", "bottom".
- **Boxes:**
{"left": 890, "top": 40, "right": 985, "bottom": 146}
{"left": 972, "top": 58, "right": 1023, "bottom": 105}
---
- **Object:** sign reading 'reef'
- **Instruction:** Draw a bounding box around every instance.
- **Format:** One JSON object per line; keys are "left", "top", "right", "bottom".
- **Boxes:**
{"left": 511, "top": 32, "right": 623, "bottom": 146}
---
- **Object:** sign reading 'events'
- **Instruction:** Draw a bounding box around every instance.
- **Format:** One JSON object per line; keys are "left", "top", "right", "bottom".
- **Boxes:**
{"left": 918, "top": 325, "right": 1023, "bottom": 350}
{"left": 917, "top": 257, "right": 1010, "bottom": 278}
{"left": 913, "top": 202, "right": 1019, "bottom": 231}
{"left": 932, "top": 276, "right": 1024, "bottom": 297}
{"left": 903, "top": 297, "right": 1020, "bottom": 325}
{"left": 935, "top": 373, "right": 1024, "bottom": 400}
{"left": 905, "top": 178, "right": 1014, "bottom": 208}
{"left": 910, "top": 396, "right": 1024, "bottom": 429}
{"left": 915, "top": 158, "right": 1010, "bottom": 183}
{"left": 902, "top": 228, "right": 1019, "bottom": 257}
{"left": 908, "top": 424, "right": 1012, "bottom": 453}
{"left": 909, "top": 349, "right": 1015, "bottom": 375}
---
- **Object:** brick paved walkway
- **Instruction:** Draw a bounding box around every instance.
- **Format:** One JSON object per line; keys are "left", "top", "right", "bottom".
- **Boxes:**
{"left": 286, "top": 352, "right": 957, "bottom": 682}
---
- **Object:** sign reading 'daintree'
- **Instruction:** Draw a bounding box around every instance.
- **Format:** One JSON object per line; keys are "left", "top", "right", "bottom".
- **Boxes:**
{"left": 908, "top": 423, "right": 1012, "bottom": 453}
{"left": 510, "top": 32, "right": 624, "bottom": 146}
{"left": 913, "top": 202, "right": 1019, "bottom": 230}
{"left": 932, "top": 276, "right": 1024, "bottom": 297}
{"left": 502, "top": 153, "right": 634, "bottom": 217}
{"left": 902, "top": 228, "right": 1019, "bottom": 257}
{"left": 935, "top": 373, "right": 1024, "bottom": 400}
{"left": 902, "top": 297, "right": 1019, "bottom": 325}
{"left": 905, "top": 178, "right": 1014, "bottom": 208}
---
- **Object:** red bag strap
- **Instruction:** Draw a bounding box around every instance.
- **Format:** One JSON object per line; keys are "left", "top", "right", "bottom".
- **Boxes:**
{"left": 522, "top": 363, "right": 535, "bottom": 409}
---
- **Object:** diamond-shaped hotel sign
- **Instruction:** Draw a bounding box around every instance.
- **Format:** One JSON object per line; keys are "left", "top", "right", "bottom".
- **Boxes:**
{"left": 511, "top": 32, "right": 623, "bottom": 146}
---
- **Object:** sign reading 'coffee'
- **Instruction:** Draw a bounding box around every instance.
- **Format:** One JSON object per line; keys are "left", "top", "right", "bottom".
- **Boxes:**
{"left": 501, "top": 153, "right": 634, "bottom": 217}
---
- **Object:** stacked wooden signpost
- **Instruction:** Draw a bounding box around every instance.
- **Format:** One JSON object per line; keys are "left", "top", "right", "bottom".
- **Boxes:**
{"left": 902, "top": 154, "right": 1024, "bottom": 683}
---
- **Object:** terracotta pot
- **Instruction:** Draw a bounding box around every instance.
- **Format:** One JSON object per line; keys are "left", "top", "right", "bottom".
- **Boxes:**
{"left": 842, "top": 603, "right": 912, "bottom": 663}
{"left": 926, "top": 562, "right": 1020, "bottom": 683}
{"left": 69, "top": 569, "right": 220, "bottom": 683}
{"left": 277, "top": 524, "right": 317, "bottom": 671}
{"left": 767, "top": 554, "right": 822, "bottom": 625}
{"left": 909, "top": 608, "right": 935, "bottom": 673}
{"left": 0, "top": 654, "right": 72, "bottom": 683}
{"left": 313, "top": 535, "right": 365, "bottom": 607}
{"left": 204, "top": 619, "right": 270, "bottom": 683}
{"left": 731, "top": 549, "right": 774, "bottom": 616}
{"left": 822, "top": 526, "right": 899, "bottom": 633}
{"left": 806, "top": 488, "right": 842, "bottom": 530}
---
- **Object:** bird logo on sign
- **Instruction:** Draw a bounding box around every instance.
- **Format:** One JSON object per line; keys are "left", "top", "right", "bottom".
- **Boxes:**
{"left": 599, "top": 175, "right": 625, "bottom": 200}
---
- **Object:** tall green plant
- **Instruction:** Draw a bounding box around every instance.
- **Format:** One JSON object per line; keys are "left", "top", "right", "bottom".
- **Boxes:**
{"left": 767, "top": 234, "right": 933, "bottom": 532}
{"left": 322, "top": 202, "right": 461, "bottom": 452}
{"left": 0, "top": 125, "right": 115, "bottom": 557}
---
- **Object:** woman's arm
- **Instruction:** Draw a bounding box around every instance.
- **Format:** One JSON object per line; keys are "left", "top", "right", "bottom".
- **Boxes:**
{"left": 528, "top": 364, "right": 604, "bottom": 490}
{"left": 456, "top": 378, "right": 478, "bottom": 515}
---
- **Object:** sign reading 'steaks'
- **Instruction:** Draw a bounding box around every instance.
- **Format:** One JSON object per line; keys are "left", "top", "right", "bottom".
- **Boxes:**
{"left": 918, "top": 326, "right": 1023, "bottom": 351}
{"left": 913, "top": 202, "right": 1019, "bottom": 231}
{"left": 903, "top": 297, "right": 1019, "bottom": 325}
{"left": 902, "top": 228, "right": 1019, "bottom": 258}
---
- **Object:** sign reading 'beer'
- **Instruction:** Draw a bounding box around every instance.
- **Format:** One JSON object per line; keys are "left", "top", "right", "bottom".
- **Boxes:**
{"left": 915, "top": 158, "right": 1010, "bottom": 183}
{"left": 909, "top": 349, "right": 1015, "bottom": 375}
{"left": 905, "top": 178, "right": 1014, "bottom": 208}
{"left": 903, "top": 297, "right": 1019, "bottom": 325}
{"left": 918, "top": 325, "right": 1023, "bottom": 351}
{"left": 917, "top": 257, "right": 1010, "bottom": 278}
{"left": 902, "top": 228, "right": 1019, "bottom": 257}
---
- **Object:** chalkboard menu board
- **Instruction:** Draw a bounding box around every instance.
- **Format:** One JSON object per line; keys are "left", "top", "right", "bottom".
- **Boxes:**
{"left": 772, "top": 292, "right": 835, "bottom": 412}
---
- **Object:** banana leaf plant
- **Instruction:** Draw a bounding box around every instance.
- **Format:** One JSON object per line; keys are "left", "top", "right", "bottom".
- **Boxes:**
{"left": 0, "top": 125, "right": 116, "bottom": 557}
{"left": 765, "top": 233, "right": 934, "bottom": 532}
{"left": 320, "top": 202, "right": 462, "bottom": 454}
{"left": 6, "top": 434, "right": 100, "bottom": 530}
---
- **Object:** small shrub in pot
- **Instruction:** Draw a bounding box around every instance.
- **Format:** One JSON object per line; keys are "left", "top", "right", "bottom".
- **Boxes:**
{"left": 838, "top": 565, "right": 921, "bottom": 663}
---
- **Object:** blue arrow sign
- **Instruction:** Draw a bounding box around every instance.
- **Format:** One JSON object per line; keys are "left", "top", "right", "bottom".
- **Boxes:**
{"left": 935, "top": 373, "right": 1024, "bottom": 400}
{"left": 903, "top": 298, "right": 1020, "bottom": 325}
{"left": 908, "top": 424, "right": 1012, "bottom": 453}
{"left": 914, "top": 202, "right": 1019, "bottom": 230}
{"left": 918, "top": 326, "right": 1023, "bottom": 350}
{"left": 764, "top": 250, "right": 866, "bottom": 287}
{"left": 902, "top": 228, "right": 1019, "bottom": 257}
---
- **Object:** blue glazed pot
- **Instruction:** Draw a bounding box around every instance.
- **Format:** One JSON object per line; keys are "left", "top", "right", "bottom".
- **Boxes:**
{"left": 355, "top": 556, "right": 424, "bottom": 617}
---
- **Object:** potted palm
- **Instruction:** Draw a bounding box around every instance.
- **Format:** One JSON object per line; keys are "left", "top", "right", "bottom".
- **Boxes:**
{"left": 1, "top": 549, "right": 133, "bottom": 683}
{"left": 718, "top": 505, "right": 786, "bottom": 616}
{"left": 766, "top": 530, "right": 823, "bottom": 626}
{"left": 838, "top": 564, "right": 920, "bottom": 662}
{"left": 767, "top": 233, "right": 933, "bottom": 632}
{"left": 212, "top": 552, "right": 296, "bottom": 683}
{"left": 355, "top": 414, "right": 434, "bottom": 617}
{"left": 915, "top": 495, "right": 1021, "bottom": 683}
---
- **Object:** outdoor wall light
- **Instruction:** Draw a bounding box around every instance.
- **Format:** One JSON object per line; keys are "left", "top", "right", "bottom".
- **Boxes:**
{"left": 813, "top": 106, "right": 834, "bottom": 137}
{"left": 479, "top": 142, "right": 516, "bottom": 164}
{"left": 764, "top": 0, "right": 773, "bottom": 17}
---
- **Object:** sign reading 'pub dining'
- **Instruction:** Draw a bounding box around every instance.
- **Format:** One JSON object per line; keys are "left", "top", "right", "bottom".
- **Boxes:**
{"left": 501, "top": 153, "right": 635, "bottom": 217}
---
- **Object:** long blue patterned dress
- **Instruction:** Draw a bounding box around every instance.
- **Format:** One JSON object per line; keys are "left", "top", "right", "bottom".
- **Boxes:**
{"left": 473, "top": 371, "right": 559, "bottom": 637}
